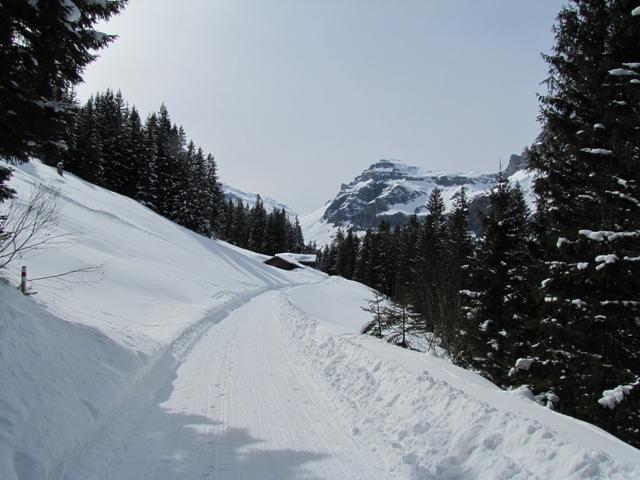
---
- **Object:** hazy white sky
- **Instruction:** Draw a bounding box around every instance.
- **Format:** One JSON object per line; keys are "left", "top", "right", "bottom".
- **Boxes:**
{"left": 78, "top": 0, "right": 562, "bottom": 214}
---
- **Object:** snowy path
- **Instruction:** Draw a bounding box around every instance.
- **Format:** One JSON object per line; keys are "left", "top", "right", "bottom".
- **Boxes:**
{"left": 90, "top": 289, "right": 388, "bottom": 480}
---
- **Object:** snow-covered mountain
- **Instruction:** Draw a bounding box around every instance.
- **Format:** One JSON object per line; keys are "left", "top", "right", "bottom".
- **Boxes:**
{"left": 301, "top": 153, "right": 535, "bottom": 246}
{"left": 222, "top": 183, "right": 297, "bottom": 216}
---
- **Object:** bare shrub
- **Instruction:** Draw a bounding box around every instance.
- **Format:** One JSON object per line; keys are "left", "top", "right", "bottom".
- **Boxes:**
{"left": 0, "top": 183, "right": 103, "bottom": 290}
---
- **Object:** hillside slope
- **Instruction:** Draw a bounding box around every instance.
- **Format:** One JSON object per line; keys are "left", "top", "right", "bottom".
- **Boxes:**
{"left": 0, "top": 161, "right": 318, "bottom": 480}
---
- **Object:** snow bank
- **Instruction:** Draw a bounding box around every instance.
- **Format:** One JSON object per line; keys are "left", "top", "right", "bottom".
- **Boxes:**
{"left": 0, "top": 160, "right": 314, "bottom": 480}
{"left": 279, "top": 278, "right": 640, "bottom": 479}
{"left": 287, "top": 276, "right": 374, "bottom": 334}
{"left": 0, "top": 284, "right": 142, "bottom": 480}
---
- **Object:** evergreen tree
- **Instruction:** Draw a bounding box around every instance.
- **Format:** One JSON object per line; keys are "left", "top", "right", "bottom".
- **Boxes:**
{"left": 460, "top": 174, "right": 535, "bottom": 386}
{"left": 231, "top": 199, "right": 249, "bottom": 247}
{"left": 96, "top": 89, "right": 129, "bottom": 192}
{"left": 527, "top": 0, "right": 640, "bottom": 444}
{"left": 248, "top": 195, "right": 267, "bottom": 251}
{"left": 325, "top": 228, "right": 344, "bottom": 275}
{"left": 319, "top": 244, "right": 331, "bottom": 273}
{"left": 355, "top": 229, "right": 375, "bottom": 284}
{"left": 289, "top": 217, "right": 305, "bottom": 253}
{"left": 395, "top": 214, "right": 419, "bottom": 300}
{"left": 0, "top": 0, "right": 126, "bottom": 164}
{"left": 123, "top": 105, "right": 146, "bottom": 199}
{"left": 153, "top": 104, "right": 176, "bottom": 217}
{"left": 205, "top": 154, "right": 223, "bottom": 237}
{"left": 0, "top": 165, "right": 15, "bottom": 204}
{"left": 71, "top": 97, "right": 103, "bottom": 183}
{"left": 412, "top": 187, "right": 450, "bottom": 335}
{"left": 372, "top": 221, "right": 395, "bottom": 295}
{"left": 172, "top": 141, "right": 198, "bottom": 232}
{"left": 445, "top": 187, "right": 474, "bottom": 357}
{"left": 138, "top": 113, "right": 159, "bottom": 209}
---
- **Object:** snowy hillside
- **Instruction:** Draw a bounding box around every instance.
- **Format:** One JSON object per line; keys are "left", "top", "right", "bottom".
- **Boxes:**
{"left": 1, "top": 161, "right": 639, "bottom": 479}
{"left": 222, "top": 183, "right": 297, "bottom": 216}
{"left": 0, "top": 161, "right": 316, "bottom": 480}
{"left": 301, "top": 154, "right": 536, "bottom": 246}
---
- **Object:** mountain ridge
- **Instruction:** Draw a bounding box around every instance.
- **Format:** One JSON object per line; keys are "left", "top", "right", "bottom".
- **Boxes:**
{"left": 301, "top": 153, "right": 534, "bottom": 246}
{"left": 221, "top": 183, "right": 297, "bottom": 217}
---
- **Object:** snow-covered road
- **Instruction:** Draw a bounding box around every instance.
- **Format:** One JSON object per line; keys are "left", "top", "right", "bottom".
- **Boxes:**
{"left": 84, "top": 289, "right": 388, "bottom": 480}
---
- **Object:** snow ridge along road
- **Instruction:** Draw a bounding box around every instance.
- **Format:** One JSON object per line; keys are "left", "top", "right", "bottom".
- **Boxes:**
{"left": 73, "top": 288, "right": 390, "bottom": 480}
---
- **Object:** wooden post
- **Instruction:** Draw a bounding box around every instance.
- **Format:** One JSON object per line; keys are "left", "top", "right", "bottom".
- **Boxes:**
{"left": 20, "top": 266, "right": 27, "bottom": 294}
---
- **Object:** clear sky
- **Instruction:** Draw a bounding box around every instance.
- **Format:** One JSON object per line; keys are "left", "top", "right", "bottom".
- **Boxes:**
{"left": 77, "top": 0, "right": 563, "bottom": 214}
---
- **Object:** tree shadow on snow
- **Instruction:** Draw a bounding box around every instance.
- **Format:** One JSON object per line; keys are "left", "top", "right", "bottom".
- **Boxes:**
{"left": 111, "top": 407, "right": 330, "bottom": 480}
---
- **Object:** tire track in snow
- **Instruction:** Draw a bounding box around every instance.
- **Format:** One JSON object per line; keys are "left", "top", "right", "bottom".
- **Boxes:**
{"left": 92, "top": 289, "right": 390, "bottom": 480}
{"left": 61, "top": 284, "right": 285, "bottom": 480}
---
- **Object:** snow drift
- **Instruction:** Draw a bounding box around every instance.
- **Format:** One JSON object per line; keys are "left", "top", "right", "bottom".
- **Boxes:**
{"left": 280, "top": 277, "right": 640, "bottom": 479}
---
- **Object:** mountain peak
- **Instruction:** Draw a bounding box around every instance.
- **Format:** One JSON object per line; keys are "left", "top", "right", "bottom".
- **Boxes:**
{"left": 301, "top": 154, "right": 533, "bottom": 246}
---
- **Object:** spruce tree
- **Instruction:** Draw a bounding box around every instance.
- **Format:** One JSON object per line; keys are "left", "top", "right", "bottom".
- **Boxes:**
{"left": 460, "top": 174, "right": 535, "bottom": 386}
{"left": 231, "top": 199, "right": 249, "bottom": 247}
{"left": 138, "top": 113, "right": 159, "bottom": 210}
{"left": 0, "top": 0, "right": 126, "bottom": 164}
{"left": 0, "top": 165, "right": 15, "bottom": 204}
{"left": 123, "top": 105, "right": 146, "bottom": 199}
{"left": 325, "top": 228, "right": 344, "bottom": 275}
{"left": 248, "top": 195, "right": 267, "bottom": 251}
{"left": 527, "top": 0, "right": 640, "bottom": 444}
{"left": 372, "top": 221, "right": 394, "bottom": 295}
{"left": 205, "top": 154, "right": 223, "bottom": 237}
{"left": 395, "top": 214, "right": 419, "bottom": 301}
{"left": 412, "top": 187, "right": 449, "bottom": 335}
{"left": 70, "top": 97, "right": 103, "bottom": 183}
{"left": 290, "top": 217, "right": 305, "bottom": 253}
{"left": 445, "top": 187, "right": 474, "bottom": 357}
{"left": 355, "top": 229, "right": 374, "bottom": 284}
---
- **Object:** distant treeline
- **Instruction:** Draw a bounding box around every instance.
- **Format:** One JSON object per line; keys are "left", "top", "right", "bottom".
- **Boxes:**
{"left": 62, "top": 90, "right": 222, "bottom": 237}
{"left": 40, "top": 89, "right": 310, "bottom": 255}
{"left": 319, "top": 179, "right": 533, "bottom": 384}
{"left": 216, "top": 196, "right": 312, "bottom": 256}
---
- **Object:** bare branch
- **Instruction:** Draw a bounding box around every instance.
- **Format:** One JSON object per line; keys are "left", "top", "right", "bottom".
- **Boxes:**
{"left": 30, "top": 263, "right": 105, "bottom": 285}
{"left": 0, "top": 183, "right": 62, "bottom": 270}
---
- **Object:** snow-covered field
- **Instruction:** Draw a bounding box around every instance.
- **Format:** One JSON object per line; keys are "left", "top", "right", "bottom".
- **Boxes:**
{"left": 1, "top": 161, "right": 639, "bottom": 479}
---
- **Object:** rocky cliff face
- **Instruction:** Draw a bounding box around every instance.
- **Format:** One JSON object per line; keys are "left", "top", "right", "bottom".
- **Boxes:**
{"left": 301, "top": 153, "right": 533, "bottom": 246}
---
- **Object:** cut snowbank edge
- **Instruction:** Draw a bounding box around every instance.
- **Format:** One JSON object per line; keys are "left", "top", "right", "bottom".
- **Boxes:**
{"left": 278, "top": 284, "right": 640, "bottom": 479}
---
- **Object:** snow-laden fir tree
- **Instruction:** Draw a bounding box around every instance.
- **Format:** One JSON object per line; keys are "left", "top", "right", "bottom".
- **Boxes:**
{"left": 411, "top": 187, "right": 450, "bottom": 336}
{"left": 444, "top": 187, "right": 473, "bottom": 357}
{"left": 460, "top": 173, "right": 535, "bottom": 387}
{"left": 527, "top": 0, "right": 640, "bottom": 445}
{"left": 0, "top": 0, "right": 126, "bottom": 195}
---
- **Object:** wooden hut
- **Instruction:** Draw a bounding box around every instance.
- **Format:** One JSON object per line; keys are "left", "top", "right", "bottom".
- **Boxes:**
{"left": 263, "top": 253, "right": 317, "bottom": 270}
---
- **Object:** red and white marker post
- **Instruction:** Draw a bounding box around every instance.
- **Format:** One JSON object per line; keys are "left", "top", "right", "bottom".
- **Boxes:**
{"left": 20, "top": 266, "right": 27, "bottom": 294}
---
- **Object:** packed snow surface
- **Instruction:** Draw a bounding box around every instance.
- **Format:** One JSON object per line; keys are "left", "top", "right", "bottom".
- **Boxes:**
{"left": 1, "top": 161, "right": 639, "bottom": 479}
